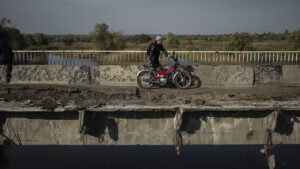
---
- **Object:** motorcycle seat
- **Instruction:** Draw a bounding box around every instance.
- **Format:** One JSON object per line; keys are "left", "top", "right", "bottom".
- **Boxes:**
{"left": 160, "top": 68, "right": 168, "bottom": 72}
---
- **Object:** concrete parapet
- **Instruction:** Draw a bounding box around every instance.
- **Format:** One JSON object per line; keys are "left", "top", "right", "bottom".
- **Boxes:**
{"left": 93, "top": 65, "right": 138, "bottom": 86}
{"left": 255, "top": 65, "right": 283, "bottom": 85}
{"left": 10, "top": 65, "right": 90, "bottom": 84}
{"left": 5, "top": 65, "right": 300, "bottom": 86}
{"left": 282, "top": 65, "right": 300, "bottom": 86}
{"left": 193, "top": 65, "right": 253, "bottom": 86}
{"left": 254, "top": 65, "right": 300, "bottom": 86}
{"left": 192, "top": 65, "right": 214, "bottom": 85}
{"left": 0, "top": 65, "right": 8, "bottom": 84}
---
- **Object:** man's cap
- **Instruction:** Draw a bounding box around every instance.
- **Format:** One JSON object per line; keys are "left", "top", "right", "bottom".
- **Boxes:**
{"left": 156, "top": 36, "right": 162, "bottom": 41}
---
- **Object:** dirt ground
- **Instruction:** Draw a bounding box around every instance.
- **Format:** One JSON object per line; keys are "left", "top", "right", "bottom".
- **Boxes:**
{"left": 1, "top": 84, "right": 300, "bottom": 111}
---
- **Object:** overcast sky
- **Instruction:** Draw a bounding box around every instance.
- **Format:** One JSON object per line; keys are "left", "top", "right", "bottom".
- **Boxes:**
{"left": 1, "top": 0, "right": 300, "bottom": 35}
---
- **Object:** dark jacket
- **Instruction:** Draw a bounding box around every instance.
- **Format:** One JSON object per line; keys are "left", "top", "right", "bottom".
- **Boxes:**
{"left": 0, "top": 40, "right": 13, "bottom": 82}
{"left": 147, "top": 41, "right": 168, "bottom": 67}
{"left": 0, "top": 40, "right": 13, "bottom": 65}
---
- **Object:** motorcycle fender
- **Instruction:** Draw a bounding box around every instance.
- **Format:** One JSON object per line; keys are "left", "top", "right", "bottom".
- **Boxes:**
{"left": 172, "top": 71, "right": 181, "bottom": 83}
{"left": 172, "top": 71, "right": 190, "bottom": 83}
{"left": 137, "top": 70, "right": 143, "bottom": 76}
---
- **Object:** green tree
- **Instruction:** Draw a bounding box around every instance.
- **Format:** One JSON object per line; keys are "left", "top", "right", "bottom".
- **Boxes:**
{"left": 288, "top": 29, "right": 300, "bottom": 50}
{"left": 111, "top": 32, "right": 126, "bottom": 50}
{"left": 166, "top": 32, "right": 179, "bottom": 48}
{"left": 24, "top": 34, "right": 36, "bottom": 47}
{"left": 91, "top": 23, "right": 125, "bottom": 50}
{"left": 62, "top": 34, "right": 74, "bottom": 46}
{"left": 131, "top": 34, "right": 151, "bottom": 44}
{"left": 34, "top": 33, "right": 49, "bottom": 46}
{"left": 0, "top": 17, "right": 25, "bottom": 49}
{"left": 284, "top": 29, "right": 289, "bottom": 35}
{"left": 7, "top": 28, "right": 25, "bottom": 49}
{"left": 91, "top": 23, "right": 112, "bottom": 50}
{"left": 225, "top": 32, "right": 254, "bottom": 51}
{"left": 0, "top": 17, "right": 11, "bottom": 26}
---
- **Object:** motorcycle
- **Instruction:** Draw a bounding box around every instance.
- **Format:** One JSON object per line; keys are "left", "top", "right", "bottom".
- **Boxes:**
{"left": 137, "top": 52, "right": 192, "bottom": 89}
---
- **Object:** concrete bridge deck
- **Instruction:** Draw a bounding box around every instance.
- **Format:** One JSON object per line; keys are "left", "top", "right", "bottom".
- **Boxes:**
{"left": 1, "top": 84, "right": 300, "bottom": 110}
{"left": 0, "top": 84, "right": 299, "bottom": 148}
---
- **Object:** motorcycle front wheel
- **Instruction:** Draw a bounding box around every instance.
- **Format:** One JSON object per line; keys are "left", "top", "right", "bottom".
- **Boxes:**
{"left": 174, "top": 72, "right": 192, "bottom": 89}
{"left": 137, "top": 71, "right": 154, "bottom": 89}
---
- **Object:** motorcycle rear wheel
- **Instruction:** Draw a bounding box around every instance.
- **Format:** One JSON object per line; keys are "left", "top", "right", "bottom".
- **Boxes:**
{"left": 174, "top": 72, "right": 192, "bottom": 89}
{"left": 137, "top": 71, "right": 154, "bottom": 89}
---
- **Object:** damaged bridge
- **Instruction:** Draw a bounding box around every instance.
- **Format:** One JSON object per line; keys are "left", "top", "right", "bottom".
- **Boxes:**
{"left": 0, "top": 84, "right": 300, "bottom": 147}
{"left": 1, "top": 54, "right": 300, "bottom": 168}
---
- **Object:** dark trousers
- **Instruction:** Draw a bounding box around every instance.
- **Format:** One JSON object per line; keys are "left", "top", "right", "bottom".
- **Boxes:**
{"left": 6, "top": 63, "right": 12, "bottom": 82}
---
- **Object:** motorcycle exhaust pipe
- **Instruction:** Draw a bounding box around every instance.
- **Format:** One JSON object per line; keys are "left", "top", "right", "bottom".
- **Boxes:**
{"left": 144, "top": 79, "right": 161, "bottom": 84}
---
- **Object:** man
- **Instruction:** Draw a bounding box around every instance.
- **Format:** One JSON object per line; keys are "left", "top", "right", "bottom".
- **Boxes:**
{"left": 0, "top": 40, "right": 13, "bottom": 82}
{"left": 147, "top": 36, "right": 170, "bottom": 80}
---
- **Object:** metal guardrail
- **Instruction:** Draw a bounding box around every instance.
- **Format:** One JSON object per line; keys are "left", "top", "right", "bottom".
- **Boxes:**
{"left": 13, "top": 50, "right": 300, "bottom": 66}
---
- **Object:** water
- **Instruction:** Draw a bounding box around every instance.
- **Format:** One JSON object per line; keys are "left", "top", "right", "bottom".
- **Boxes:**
{"left": 47, "top": 54, "right": 98, "bottom": 67}
{"left": 162, "top": 56, "right": 201, "bottom": 66}
{"left": 13, "top": 53, "right": 98, "bottom": 67}
{"left": 46, "top": 54, "right": 199, "bottom": 67}
{"left": 2, "top": 145, "right": 300, "bottom": 169}
{"left": 14, "top": 53, "right": 200, "bottom": 66}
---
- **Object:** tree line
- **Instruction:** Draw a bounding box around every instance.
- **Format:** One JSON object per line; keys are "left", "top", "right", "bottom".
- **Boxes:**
{"left": 0, "top": 17, "right": 127, "bottom": 50}
{"left": 1, "top": 17, "right": 300, "bottom": 51}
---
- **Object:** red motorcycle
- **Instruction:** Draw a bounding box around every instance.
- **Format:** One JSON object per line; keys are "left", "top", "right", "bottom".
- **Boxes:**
{"left": 137, "top": 52, "right": 192, "bottom": 89}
